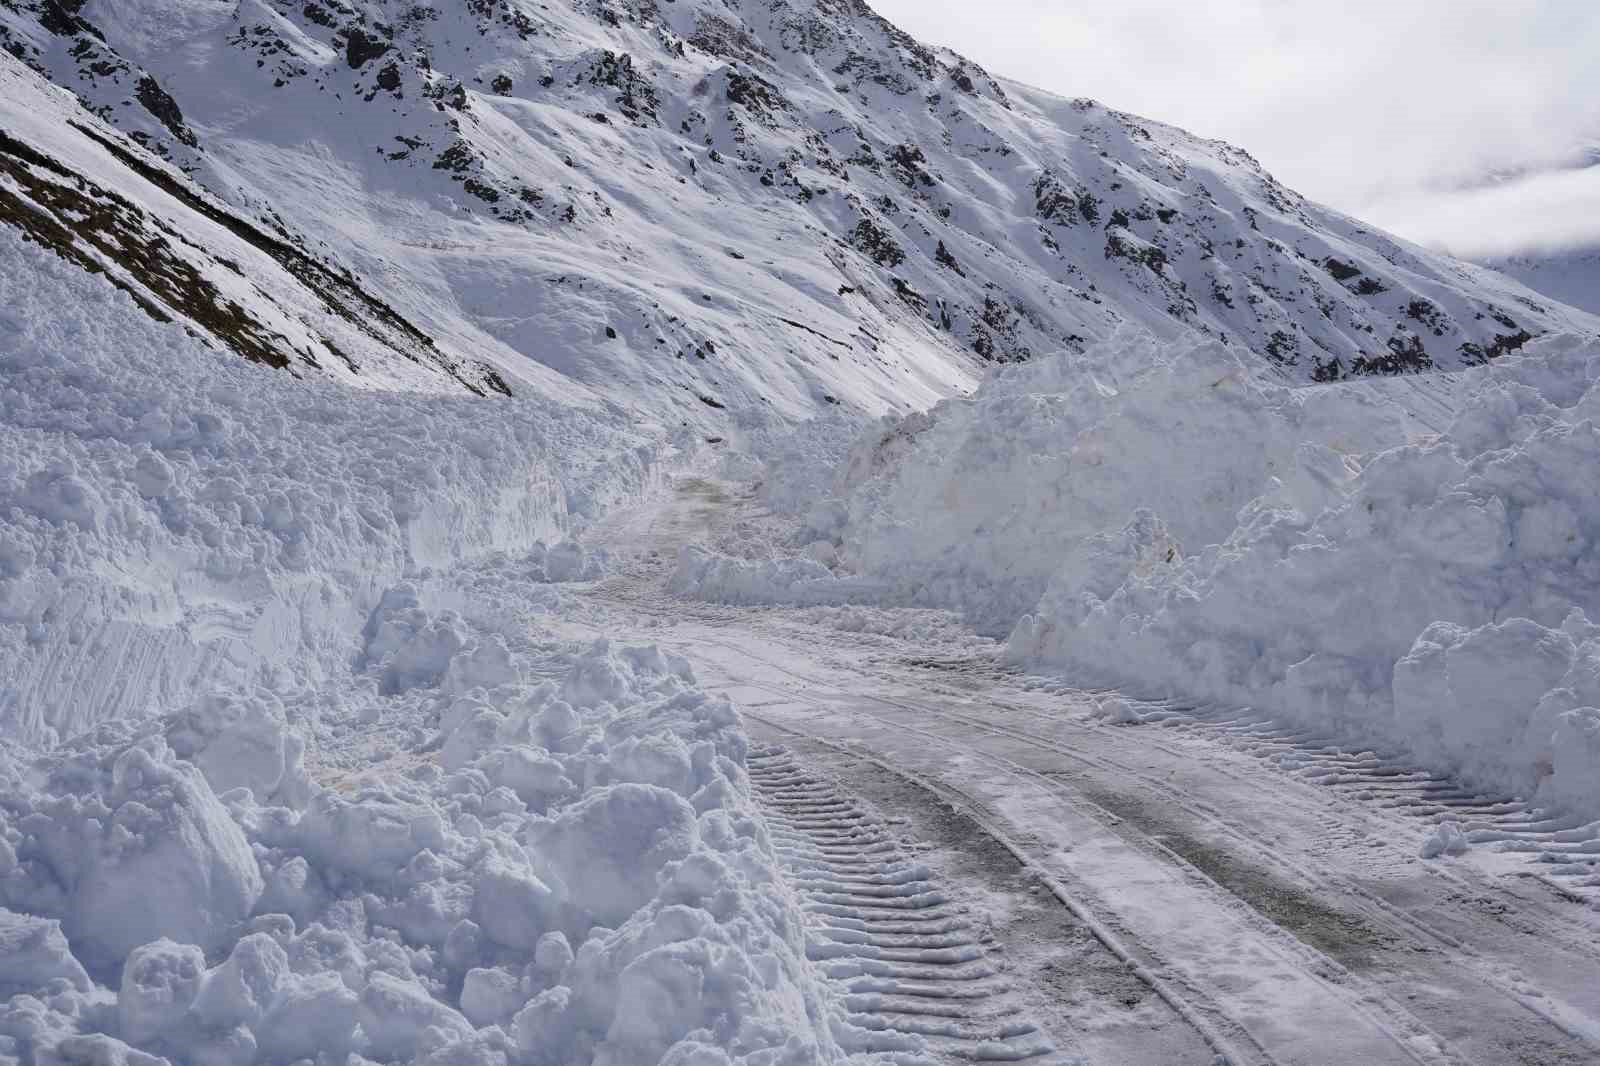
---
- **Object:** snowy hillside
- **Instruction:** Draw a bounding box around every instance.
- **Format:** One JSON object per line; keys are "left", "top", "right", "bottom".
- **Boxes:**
{"left": 0, "top": 58, "right": 515, "bottom": 396}
{"left": 4, "top": 0, "right": 1597, "bottom": 430}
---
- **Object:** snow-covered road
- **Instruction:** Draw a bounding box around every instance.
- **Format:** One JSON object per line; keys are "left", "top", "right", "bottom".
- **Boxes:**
{"left": 561, "top": 474, "right": 1600, "bottom": 1066}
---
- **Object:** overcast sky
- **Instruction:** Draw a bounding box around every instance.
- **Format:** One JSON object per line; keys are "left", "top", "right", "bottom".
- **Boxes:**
{"left": 871, "top": 0, "right": 1600, "bottom": 259}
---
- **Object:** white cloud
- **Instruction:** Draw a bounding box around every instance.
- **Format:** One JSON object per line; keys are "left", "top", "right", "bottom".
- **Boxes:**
{"left": 871, "top": 0, "right": 1600, "bottom": 256}
{"left": 1364, "top": 167, "right": 1600, "bottom": 259}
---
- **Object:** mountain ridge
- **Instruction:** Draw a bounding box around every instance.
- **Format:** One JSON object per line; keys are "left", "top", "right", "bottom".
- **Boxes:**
{"left": 2, "top": 0, "right": 1595, "bottom": 423}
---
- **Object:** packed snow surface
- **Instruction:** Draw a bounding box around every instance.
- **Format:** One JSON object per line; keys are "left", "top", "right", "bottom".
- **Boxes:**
{"left": 683, "top": 330, "right": 1600, "bottom": 815}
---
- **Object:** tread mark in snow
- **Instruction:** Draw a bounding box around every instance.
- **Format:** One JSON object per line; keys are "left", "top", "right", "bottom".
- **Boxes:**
{"left": 1117, "top": 701, "right": 1600, "bottom": 907}
{"left": 749, "top": 747, "right": 1067, "bottom": 1063}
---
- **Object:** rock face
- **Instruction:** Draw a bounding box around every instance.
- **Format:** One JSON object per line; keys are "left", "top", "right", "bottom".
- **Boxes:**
{"left": 2, "top": 0, "right": 1596, "bottom": 419}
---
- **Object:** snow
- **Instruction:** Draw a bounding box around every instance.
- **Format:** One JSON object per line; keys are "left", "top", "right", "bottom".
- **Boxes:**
{"left": 5, "top": 0, "right": 1600, "bottom": 1058}
{"left": 680, "top": 330, "right": 1456, "bottom": 623}
{"left": 0, "top": 224, "right": 665, "bottom": 747}
{"left": 1004, "top": 336, "right": 1600, "bottom": 808}
{"left": 0, "top": 216, "right": 860, "bottom": 1062}
{"left": 0, "top": 608, "right": 849, "bottom": 1063}
{"left": 680, "top": 330, "right": 1600, "bottom": 817}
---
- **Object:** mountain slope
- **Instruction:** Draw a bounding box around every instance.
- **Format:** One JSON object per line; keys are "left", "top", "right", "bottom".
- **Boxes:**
{"left": 3, "top": 0, "right": 1595, "bottom": 427}
{"left": 0, "top": 58, "right": 517, "bottom": 395}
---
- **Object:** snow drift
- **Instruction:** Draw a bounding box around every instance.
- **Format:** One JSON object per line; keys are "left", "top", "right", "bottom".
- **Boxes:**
{"left": 0, "top": 223, "right": 854, "bottom": 1063}
{"left": 1008, "top": 334, "right": 1600, "bottom": 808}
{"left": 0, "top": 227, "right": 665, "bottom": 748}
{"left": 0, "top": 632, "right": 849, "bottom": 1064}
{"left": 687, "top": 330, "right": 1600, "bottom": 813}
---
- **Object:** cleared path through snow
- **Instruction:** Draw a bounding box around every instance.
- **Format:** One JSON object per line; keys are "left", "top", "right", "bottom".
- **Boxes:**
{"left": 560, "top": 475, "right": 1600, "bottom": 1065}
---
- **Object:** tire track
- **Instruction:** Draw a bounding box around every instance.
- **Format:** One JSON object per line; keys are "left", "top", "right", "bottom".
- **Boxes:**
{"left": 1120, "top": 700, "right": 1600, "bottom": 904}
{"left": 748, "top": 747, "right": 1067, "bottom": 1063}
{"left": 707, "top": 636, "right": 1600, "bottom": 1060}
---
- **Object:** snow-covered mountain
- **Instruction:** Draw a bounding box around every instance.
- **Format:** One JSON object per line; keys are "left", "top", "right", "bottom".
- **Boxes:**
{"left": 4, "top": 0, "right": 1596, "bottom": 427}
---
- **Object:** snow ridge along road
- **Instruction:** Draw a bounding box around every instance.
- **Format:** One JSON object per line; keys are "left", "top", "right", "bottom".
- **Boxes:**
{"left": 564, "top": 474, "right": 1600, "bottom": 1066}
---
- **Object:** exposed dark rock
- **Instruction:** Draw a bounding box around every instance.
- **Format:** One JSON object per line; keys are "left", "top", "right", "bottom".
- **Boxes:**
{"left": 1349, "top": 333, "right": 1433, "bottom": 376}
{"left": 935, "top": 239, "right": 964, "bottom": 275}
{"left": 849, "top": 216, "right": 904, "bottom": 267}
{"left": 1322, "top": 257, "right": 1361, "bottom": 281}
{"left": 1264, "top": 329, "right": 1297, "bottom": 366}
{"left": 583, "top": 51, "right": 657, "bottom": 123}
{"left": 725, "top": 68, "right": 789, "bottom": 119}
{"left": 345, "top": 27, "right": 390, "bottom": 70}
{"left": 1033, "top": 171, "right": 1078, "bottom": 227}
{"left": 1460, "top": 330, "right": 1534, "bottom": 365}
{"left": 134, "top": 76, "right": 198, "bottom": 149}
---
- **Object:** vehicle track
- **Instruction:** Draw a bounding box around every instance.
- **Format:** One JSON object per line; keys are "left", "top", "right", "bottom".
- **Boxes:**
{"left": 875, "top": 663, "right": 1600, "bottom": 939}
{"left": 748, "top": 746, "right": 1068, "bottom": 1063}
{"left": 748, "top": 734, "right": 1260, "bottom": 1066}
{"left": 697, "top": 633, "right": 1600, "bottom": 1063}
{"left": 1120, "top": 699, "right": 1600, "bottom": 903}
{"left": 719, "top": 672, "right": 1465, "bottom": 1064}
{"left": 824, "top": 658, "right": 1600, "bottom": 1006}
{"left": 576, "top": 474, "right": 1600, "bottom": 1065}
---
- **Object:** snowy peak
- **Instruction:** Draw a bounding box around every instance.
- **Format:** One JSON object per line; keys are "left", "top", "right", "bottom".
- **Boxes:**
{"left": 3, "top": 0, "right": 1598, "bottom": 417}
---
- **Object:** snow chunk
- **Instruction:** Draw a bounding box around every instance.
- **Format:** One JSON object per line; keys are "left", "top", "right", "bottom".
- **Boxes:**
{"left": 9, "top": 737, "right": 262, "bottom": 963}
{"left": 118, "top": 938, "right": 205, "bottom": 1046}
{"left": 531, "top": 783, "right": 699, "bottom": 931}
{"left": 1420, "top": 821, "right": 1470, "bottom": 859}
{"left": 190, "top": 933, "right": 288, "bottom": 1032}
{"left": 460, "top": 966, "right": 523, "bottom": 1027}
{"left": 0, "top": 910, "right": 90, "bottom": 995}
{"left": 359, "top": 970, "right": 474, "bottom": 1060}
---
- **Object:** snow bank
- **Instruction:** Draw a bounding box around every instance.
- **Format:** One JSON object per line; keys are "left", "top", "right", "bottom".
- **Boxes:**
{"left": 682, "top": 331, "right": 1450, "bottom": 629}
{"left": 690, "top": 330, "right": 1600, "bottom": 812}
{"left": 840, "top": 333, "right": 1468, "bottom": 631}
{"left": 0, "top": 222, "right": 861, "bottom": 1065}
{"left": 743, "top": 412, "right": 867, "bottom": 520}
{"left": 1005, "top": 335, "right": 1600, "bottom": 805}
{"left": 0, "top": 228, "right": 659, "bottom": 747}
{"left": 0, "top": 621, "right": 848, "bottom": 1064}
